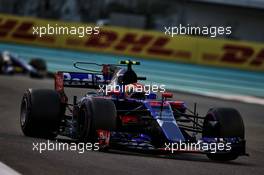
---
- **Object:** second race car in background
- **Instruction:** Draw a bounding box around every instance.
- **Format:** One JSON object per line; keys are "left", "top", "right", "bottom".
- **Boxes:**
{"left": 0, "top": 51, "right": 48, "bottom": 78}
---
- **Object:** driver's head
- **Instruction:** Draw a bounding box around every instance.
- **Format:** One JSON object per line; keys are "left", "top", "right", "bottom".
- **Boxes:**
{"left": 122, "top": 69, "right": 137, "bottom": 85}
{"left": 1, "top": 51, "right": 12, "bottom": 64}
{"left": 102, "top": 64, "right": 116, "bottom": 81}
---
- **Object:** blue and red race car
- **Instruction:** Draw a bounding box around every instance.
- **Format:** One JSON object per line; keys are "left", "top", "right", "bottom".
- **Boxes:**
{"left": 20, "top": 60, "right": 247, "bottom": 161}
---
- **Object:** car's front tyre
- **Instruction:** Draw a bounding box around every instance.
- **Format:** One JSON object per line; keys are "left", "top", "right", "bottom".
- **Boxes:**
{"left": 78, "top": 98, "right": 117, "bottom": 143}
{"left": 202, "top": 108, "right": 245, "bottom": 161}
{"left": 29, "top": 58, "right": 47, "bottom": 78}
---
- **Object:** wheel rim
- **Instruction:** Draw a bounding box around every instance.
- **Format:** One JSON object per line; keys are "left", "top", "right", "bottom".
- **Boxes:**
{"left": 203, "top": 113, "right": 219, "bottom": 137}
{"left": 79, "top": 108, "right": 85, "bottom": 134}
{"left": 79, "top": 107, "right": 91, "bottom": 139}
{"left": 20, "top": 98, "right": 28, "bottom": 127}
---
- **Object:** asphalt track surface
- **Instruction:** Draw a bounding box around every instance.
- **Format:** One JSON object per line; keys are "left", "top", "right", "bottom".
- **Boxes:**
{"left": 0, "top": 75, "right": 263, "bottom": 175}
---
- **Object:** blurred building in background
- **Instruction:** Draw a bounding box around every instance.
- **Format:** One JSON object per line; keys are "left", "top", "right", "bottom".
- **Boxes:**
{"left": 0, "top": 0, "right": 263, "bottom": 42}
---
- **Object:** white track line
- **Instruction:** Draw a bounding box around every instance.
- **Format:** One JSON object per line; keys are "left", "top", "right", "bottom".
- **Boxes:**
{"left": 201, "top": 92, "right": 264, "bottom": 106}
{"left": 0, "top": 162, "right": 21, "bottom": 175}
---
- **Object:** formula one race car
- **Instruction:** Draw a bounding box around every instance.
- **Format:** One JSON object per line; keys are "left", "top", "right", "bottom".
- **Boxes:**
{"left": 20, "top": 60, "right": 247, "bottom": 161}
{"left": 0, "top": 51, "right": 47, "bottom": 78}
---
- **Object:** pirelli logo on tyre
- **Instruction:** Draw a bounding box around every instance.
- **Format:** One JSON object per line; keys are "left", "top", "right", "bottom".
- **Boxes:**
{"left": 0, "top": 14, "right": 264, "bottom": 72}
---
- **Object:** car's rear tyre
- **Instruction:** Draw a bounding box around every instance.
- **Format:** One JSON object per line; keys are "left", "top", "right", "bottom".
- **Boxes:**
{"left": 202, "top": 108, "right": 245, "bottom": 161}
{"left": 78, "top": 98, "right": 117, "bottom": 142}
{"left": 29, "top": 58, "right": 47, "bottom": 78}
{"left": 20, "top": 89, "right": 62, "bottom": 139}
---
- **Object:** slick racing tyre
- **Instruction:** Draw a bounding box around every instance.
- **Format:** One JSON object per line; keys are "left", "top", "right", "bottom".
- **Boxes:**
{"left": 78, "top": 98, "right": 117, "bottom": 142}
{"left": 202, "top": 108, "right": 245, "bottom": 161}
{"left": 20, "top": 89, "right": 62, "bottom": 139}
{"left": 29, "top": 58, "right": 47, "bottom": 78}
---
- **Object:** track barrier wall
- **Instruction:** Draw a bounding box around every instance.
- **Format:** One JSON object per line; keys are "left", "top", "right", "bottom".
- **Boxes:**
{"left": 0, "top": 14, "right": 264, "bottom": 72}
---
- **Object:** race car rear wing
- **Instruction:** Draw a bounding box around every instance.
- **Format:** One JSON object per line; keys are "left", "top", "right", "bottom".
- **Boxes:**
{"left": 55, "top": 71, "right": 107, "bottom": 91}
{"left": 55, "top": 60, "right": 145, "bottom": 91}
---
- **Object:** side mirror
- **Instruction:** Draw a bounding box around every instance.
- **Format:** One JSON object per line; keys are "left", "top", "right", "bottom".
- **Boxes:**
{"left": 146, "top": 93, "right": 157, "bottom": 99}
{"left": 162, "top": 92, "right": 173, "bottom": 99}
{"left": 137, "top": 77, "right": 146, "bottom": 80}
